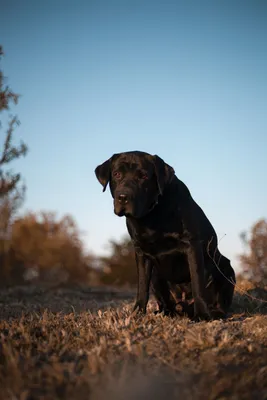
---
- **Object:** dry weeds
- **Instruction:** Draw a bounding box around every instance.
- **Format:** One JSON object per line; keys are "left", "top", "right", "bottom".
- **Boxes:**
{"left": 0, "top": 282, "right": 266, "bottom": 400}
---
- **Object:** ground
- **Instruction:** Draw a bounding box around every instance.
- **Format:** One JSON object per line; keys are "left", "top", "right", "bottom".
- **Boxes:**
{"left": 0, "top": 281, "right": 266, "bottom": 400}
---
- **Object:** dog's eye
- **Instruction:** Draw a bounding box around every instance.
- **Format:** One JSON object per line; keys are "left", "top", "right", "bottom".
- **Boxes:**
{"left": 113, "top": 171, "right": 122, "bottom": 179}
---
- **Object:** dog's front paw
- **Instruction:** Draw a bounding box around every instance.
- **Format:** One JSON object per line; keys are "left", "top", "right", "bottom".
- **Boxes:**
{"left": 210, "top": 307, "right": 227, "bottom": 320}
{"left": 193, "top": 298, "right": 211, "bottom": 322}
{"left": 154, "top": 308, "right": 177, "bottom": 318}
{"left": 132, "top": 300, "right": 147, "bottom": 316}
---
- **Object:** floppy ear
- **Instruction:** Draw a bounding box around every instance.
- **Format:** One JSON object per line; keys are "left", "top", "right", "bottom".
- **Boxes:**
{"left": 153, "top": 155, "right": 175, "bottom": 195}
{"left": 95, "top": 154, "right": 119, "bottom": 192}
{"left": 95, "top": 158, "right": 112, "bottom": 192}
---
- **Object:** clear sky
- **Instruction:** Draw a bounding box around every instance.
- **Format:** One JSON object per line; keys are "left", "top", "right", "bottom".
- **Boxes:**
{"left": 1, "top": 0, "right": 266, "bottom": 270}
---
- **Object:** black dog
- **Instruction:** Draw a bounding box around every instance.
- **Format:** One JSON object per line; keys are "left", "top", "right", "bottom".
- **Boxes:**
{"left": 95, "top": 151, "right": 236, "bottom": 321}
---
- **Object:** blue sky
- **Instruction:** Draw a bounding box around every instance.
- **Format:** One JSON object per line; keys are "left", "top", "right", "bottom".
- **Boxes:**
{"left": 1, "top": 0, "right": 266, "bottom": 270}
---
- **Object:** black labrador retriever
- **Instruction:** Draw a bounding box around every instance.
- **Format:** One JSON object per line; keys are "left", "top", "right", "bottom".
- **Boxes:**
{"left": 95, "top": 151, "right": 236, "bottom": 321}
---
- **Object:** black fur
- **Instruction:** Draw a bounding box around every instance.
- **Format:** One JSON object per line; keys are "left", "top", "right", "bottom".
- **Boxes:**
{"left": 95, "top": 151, "right": 236, "bottom": 321}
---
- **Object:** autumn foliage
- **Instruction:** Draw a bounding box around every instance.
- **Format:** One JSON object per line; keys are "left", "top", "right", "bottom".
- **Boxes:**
{"left": 239, "top": 219, "right": 267, "bottom": 286}
{"left": 0, "top": 211, "right": 94, "bottom": 285}
{"left": 100, "top": 237, "right": 136, "bottom": 286}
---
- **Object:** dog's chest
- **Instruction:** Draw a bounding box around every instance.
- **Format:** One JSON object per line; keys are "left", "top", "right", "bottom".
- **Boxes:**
{"left": 133, "top": 228, "right": 184, "bottom": 257}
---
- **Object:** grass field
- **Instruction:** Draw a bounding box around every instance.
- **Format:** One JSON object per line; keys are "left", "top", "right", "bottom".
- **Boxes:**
{"left": 0, "top": 281, "right": 266, "bottom": 400}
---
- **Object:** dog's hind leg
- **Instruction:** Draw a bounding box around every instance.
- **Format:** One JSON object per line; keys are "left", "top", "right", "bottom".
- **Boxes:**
{"left": 207, "top": 255, "right": 236, "bottom": 319}
{"left": 216, "top": 256, "right": 236, "bottom": 315}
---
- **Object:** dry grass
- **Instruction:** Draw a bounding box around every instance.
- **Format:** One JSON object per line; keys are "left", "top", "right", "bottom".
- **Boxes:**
{"left": 0, "top": 281, "right": 266, "bottom": 400}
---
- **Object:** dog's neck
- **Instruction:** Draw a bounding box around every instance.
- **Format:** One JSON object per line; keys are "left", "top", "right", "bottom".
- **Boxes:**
{"left": 127, "top": 177, "right": 179, "bottom": 227}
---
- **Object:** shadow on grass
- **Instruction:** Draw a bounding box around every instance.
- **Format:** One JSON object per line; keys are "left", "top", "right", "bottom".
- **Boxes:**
{"left": 0, "top": 283, "right": 266, "bottom": 321}
{"left": 0, "top": 285, "right": 136, "bottom": 320}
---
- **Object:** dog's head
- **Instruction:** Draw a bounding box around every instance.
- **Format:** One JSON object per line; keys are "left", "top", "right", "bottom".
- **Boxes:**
{"left": 95, "top": 151, "right": 175, "bottom": 218}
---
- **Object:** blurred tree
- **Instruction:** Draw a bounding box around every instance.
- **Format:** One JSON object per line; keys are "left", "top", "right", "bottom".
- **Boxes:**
{"left": 100, "top": 237, "right": 136, "bottom": 286}
{"left": 0, "top": 45, "right": 28, "bottom": 282}
{"left": 0, "top": 45, "right": 27, "bottom": 198}
{"left": 11, "top": 212, "right": 92, "bottom": 284}
{"left": 239, "top": 219, "right": 267, "bottom": 286}
{"left": 0, "top": 188, "right": 25, "bottom": 282}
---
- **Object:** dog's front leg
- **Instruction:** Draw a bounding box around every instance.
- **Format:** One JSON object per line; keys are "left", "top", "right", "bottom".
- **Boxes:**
{"left": 187, "top": 242, "right": 211, "bottom": 321}
{"left": 132, "top": 252, "right": 153, "bottom": 315}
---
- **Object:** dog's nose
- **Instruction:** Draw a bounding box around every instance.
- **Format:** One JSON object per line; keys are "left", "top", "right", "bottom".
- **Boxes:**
{"left": 118, "top": 194, "right": 128, "bottom": 205}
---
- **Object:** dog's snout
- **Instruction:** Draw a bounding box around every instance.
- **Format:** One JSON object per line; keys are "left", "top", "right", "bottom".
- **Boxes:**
{"left": 118, "top": 193, "right": 128, "bottom": 205}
